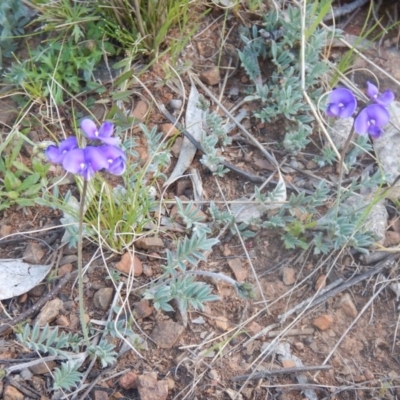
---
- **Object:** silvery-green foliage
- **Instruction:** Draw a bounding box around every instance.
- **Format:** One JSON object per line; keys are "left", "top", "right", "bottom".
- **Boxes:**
{"left": 53, "top": 362, "right": 83, "bottom": 391}
{"left": 239, "top": 4, "right": 330, "bottom": 151}
{"left": 174, "top": 196, "right": 210, "bottom": 234}
{"left": 88, "top": 340, "right": 118, "bottom": 368}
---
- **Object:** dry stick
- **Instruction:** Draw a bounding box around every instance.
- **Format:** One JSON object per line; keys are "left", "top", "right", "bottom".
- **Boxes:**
{"left": 279, "top": 254, "right": 398, "bottom": 324}
{"left": 161, "top": 106, "right": 265, "bottom": 184}
{"left": 0, "top": 271, "right": 78, "bottom": 336}
{"left": 231, "top": 365, "right": 332, "bottom": 382}
{"left": 323, "top": 0, "right": 370, "bottom": 21}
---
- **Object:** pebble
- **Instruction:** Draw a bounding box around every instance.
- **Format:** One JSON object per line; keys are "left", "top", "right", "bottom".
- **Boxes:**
{"left": 134, "top": 299, "right": 154, "bottom": 319}
{"left": 137, "top": 372, "right": 168, "bottom": 400}
{"left": 58, "top": 263, "right": 73, "bottom": 277}
{"left": 56, "top": 315, "right": 70, "bottom": 327}
{"left": 3, "top": 385, "right": 24, "bottom": 400}
{"left": 227, "top": 258, "right": 248, "bottom": 282}
{"left": 214, "top": 315, "right": 230, "bottom": 331}
{"left": 131, "top": 100, "right": 148, "bottom": 121}
{"left": 93, "top": 287, "right": 114, "bottom": 311}
{"left": 0, "top": 224, "right": 12, "bottom": 237}
{"left": 208, "top": 369, "right": 220, "bottom": 380}
{"left": 160, "top": 123, "right": 179, "bottom": 138}
{"left": 150, "top": 320, "right": 185, "bottom": 349}
{"left": 364, "top": 369, "right": 374, "bottom": 380}
{"left": 29, "top": 360, "right": 57, "bottom": 375}
{"left": 169, "top": 99, "right": 182, "bottom": 110}
{"left": 135, "top": 237, "right": 164, "bottom": 250}
{"left": 60, "top": 255, "right": 78, "bottom": 265}
{"left": 143, "top": 264, "right": 154, "bottom": 277}
{"left": 338, "top": 293, "right": 358, "bottom": 318}
{"left": 312, "top": 314, "right": 334, "bottom": 331}
{"left": 94, "top": 390, "right": 109, "bottom": 400}
{"left": 20, "top": 368, "right": 33, "bottom": 380}
{"left": 293, "top": 342, "right": 304, "bottom": 351}
{"left": 23, "top": 242, "right": 45, "bottom": 264}
{"left": 171, "top": 137, "right": 183, "bottom": 158}
{"left": 119, "top": 371, "right": 139, "bottom": 390}
{"left": 282, "top": 267, "right": 296, "bottom": 286}
{"left": 115, "top": 252, "right": 143, "bottom": 276}
{"left": 315, "top": 275, "right": 327, "bottom": 291}
{"left": 246, "top": 321, "right": 262, "bottom": 335}
{"left": 384, "top": 230, "right": 400, "bottom": 247}
{"left": 36, "top": 298, "right": 63, "bottom": 326}
{"left": 281, "top": 359, "right": 296, "bottom": 368}
{"left": 199, "top": 66, "right": 220, "bottom": 86}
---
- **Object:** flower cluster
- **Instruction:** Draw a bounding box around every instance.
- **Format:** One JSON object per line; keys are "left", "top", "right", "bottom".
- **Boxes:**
{"left": 46, "top": 119, "right": 126, "bottom": 180}
{"left": 326, "top": 82, "right": 394, "bottom": 139}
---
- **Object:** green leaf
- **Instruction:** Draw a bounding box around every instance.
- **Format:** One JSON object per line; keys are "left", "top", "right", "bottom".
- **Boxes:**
{"left": 114, "top": 70, "right": 133, "bottom": 86}
{"left": 17, "top": 173, "right": 40, "bottom": 193}
{"left": 15, "top": 198, "right": 35, "bottom": 206}
{"left": 21, "top": 182, "right": 42, "bottom": 197}
{"left": 12, "top": 160, "right": 33, "bottom": 174}
{"left": 4, "top": 171, "right": 21, "bottom": 191}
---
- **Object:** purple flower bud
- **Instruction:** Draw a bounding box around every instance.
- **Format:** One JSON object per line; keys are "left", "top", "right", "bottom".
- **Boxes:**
{"left": 80, "top": 119, "right": 120, "bottom": 146}
{"left": 326, "top": 88, "right": 357, "bottom": 118}
{"left": 354, "top": 104, "right": 390, "bottom": 138}
{"left": 366, "top": 81, "right": 394, "bottom": 107}
{"left": 46, "top": 137, "right": 78, "bottom": 164}
{"left": 62, "top": 146, "right": 110, "bottom": 181}
{"left": 98, "top": 145, "right": 127, "bottom": 175}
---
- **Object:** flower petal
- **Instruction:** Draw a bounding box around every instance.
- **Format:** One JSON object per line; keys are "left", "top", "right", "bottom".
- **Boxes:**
{"left": 367, "top": 104, "right": 390, "bottom": 126}
{"left": 326, "top": 88, "right": 357, "bottom": 118}
{"left": 326, "top": 103, "right": 340, "bottom": 117}
{"left": 98, "top": 121, "right": 114, "bottom": 138}
{"left": 366, "top": 81, "right": 379, "bottom": 99}
{"left": 368, "top": 125, "right": 383, "bottom": 138}
{"left": 108, "top": 157, "right": 126, "bottom": 175}
{"left": 377, "top": 90, "right": 395, "bottom": 107}
{"left": 354, "top": 108, "right": 369, "bottom": 135}
{"left": 59, "top": 137, "right": 78, "bottom": 152}
{"left": 84, "top": 146, "right": 110, "bottom": 171}
{"left": 80, "top": 119, "right": 98, "bottom": 140}
{"left": 46, "top": 145, "right": 63, "bottom": 164}
{"left": 62, "top": 148, "right": 86, "bottom": 174}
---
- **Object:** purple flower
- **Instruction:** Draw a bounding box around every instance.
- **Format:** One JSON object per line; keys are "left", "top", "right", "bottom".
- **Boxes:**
{"left": 354, "top": 104, "right": 390, "bottom": 138}
{"left": 80, "top": 119, "right": 120, "bottom": 146}
{"left": 46, "top": 137, "right": 78, "bottom": 164}
{"left": 98, "top": 145, "right": 127, "bottom": 175}
{"left": 366, "top": 81, "right": 394, "bottom": 107}
{"left": 62, "top": 146, "right": 110, "bottom": 181}
{"left": 326, "top": 88, "right": 357, "bottom": 118}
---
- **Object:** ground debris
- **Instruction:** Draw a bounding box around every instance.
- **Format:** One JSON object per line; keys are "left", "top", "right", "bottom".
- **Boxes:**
{"left": 137, "top": 372, "right": 168, "bottom": 400}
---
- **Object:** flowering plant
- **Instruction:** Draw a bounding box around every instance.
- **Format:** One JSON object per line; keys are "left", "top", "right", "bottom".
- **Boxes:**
{"left": 46, "top": 119, "right": 126, "bottom": 180}
{"left": 326, "top": 81, "right": 394, "bottom": 139}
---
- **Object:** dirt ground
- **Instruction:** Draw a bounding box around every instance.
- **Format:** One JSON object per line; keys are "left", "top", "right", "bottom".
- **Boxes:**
{"left": 1, "top": 1, "right": 400, "bottom": 400}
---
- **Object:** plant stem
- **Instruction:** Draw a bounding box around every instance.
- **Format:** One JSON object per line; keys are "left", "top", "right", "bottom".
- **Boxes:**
{"left": 78, "top": 179, "right": 90, "bottom": 346}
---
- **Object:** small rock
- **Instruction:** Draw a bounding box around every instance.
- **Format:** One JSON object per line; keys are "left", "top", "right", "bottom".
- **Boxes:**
{"left": 246, "top": 321, "right": 262, "bottom": 335}
{"left": 281, "top": 359, "right": 296, "bottom": 368}
{"left": 131, "top": 100, "right": 148, "bottom": 121}
{"left": 166, "top": 378, "right": 175, "bottom": 390}
{"left": 29, "top": 360, "right": 57, "bottom": 375}
{"left": 23, "top": 242, "right": 45, "bottom": 264}
{"left": 136, "top": 237, "right": 164, "bottom": 250}
{"left": 58, "top": 263, "right": 73, "bottom": 277}
{"left": 94, "top": 390, "right": 109, "bottom": 400}
{"left": 338, "top": 293, "right": 358, "bottom": 318}
{"left": 20, "top": 368, "right": 33, "bottom": 380}
{"left": 171, "top": 137, "right": 183, "bottom": 158}
{"left": 306, "top": 160, "right": 318, "bottom": 169}
{"left": 115, "top": 252, "right": 143, "bottom": 276}
{"left": 134, "top": 299, "right": 154, "bottom": 319}
{"left": 312, "top": 314, "right": 334, "bottom": 331}
{"left": 254, "top": 158, "right": 273, "bottom": 170}
{"left": 160, "top": 123, "right": 179, "bottom": 138}
{"left": 36, "top": 298, "right": 63, "bottom": 326}
{"left": 60, "top": 255, "right": 78, "bottom": 265}
{"left": 227, "top": 258, "right": 248, "bottom": 282}
{"left": 28, "top": 285, "right": 46, "bottom": 297}
{"left": 222, "top": 244, "right": 232, "bottom": 257}
{"left": 137, "top": 372, "right": 168, "bottom": 400}
{"left": 3, "top": 385, "right": 24, "bottom": 400}
{"left": 384, "top": 230, "right": 400, "bottom": 247}
{"left": 214, "top": 315, "right": 230, "bottom": 331}
{"left": 282, "top": 267, "right": 296, "bottom": 286}
{"left": 315, "top": 275, "right": 327, "bottom": 291}
{"left": 56, "top": 315, "right": 70, "bottom": 327}
{"left": 0, "top": 224, "right": 12, "bottom": 237}
{"left": 169, "top": 99, "right": 182, "bottom": 110}
{"left": 200, "top": 66, "right": 220, "bottom": 86}
{"left": 208, "top": 369, "right": 220, "bottom": 380}
{"left": 119, "top": 371, "right": 139, "bottom": 390}
{"left": 143, "top": 264, "right": 154, "bottom": 277}
{"left": 353, "top": 375, "right": 366, "bottom": 383}
{"left": 293, "top": 342, "right": 304, "bottom": 351}
{"left": 364, "top": 369, "right": 374, "bottom": 380}
{"left": 150, "top": 320, "right": 185, "bottom": 349}
{"left": 93, "top": 288, "right": 114, "bottom": 311}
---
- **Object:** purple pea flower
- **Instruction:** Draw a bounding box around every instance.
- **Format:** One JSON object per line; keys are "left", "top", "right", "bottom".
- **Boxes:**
{"left": 62, "top": 146, "right": 110, "bottom": 181}
{"left": 80, "top": 119, "right": 120, "bottom": 146}
{"left": 354, "top": 104, "right": 390, "bottom": 138}
{"left": 326, "top": 88, "right": 357, "bottom": 118}
{"left": 46, "top": 137, "right": 78, "bottom": 164}
{"left": 366, "top": 81, "right": 394, "bottom": 107}
{"left": 98, "top": 145, "right": 127, "bottom": 175}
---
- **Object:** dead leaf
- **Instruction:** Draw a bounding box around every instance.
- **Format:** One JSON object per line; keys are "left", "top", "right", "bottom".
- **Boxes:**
{"left": 0, "top": 259, "right": 52, "bottom": 300}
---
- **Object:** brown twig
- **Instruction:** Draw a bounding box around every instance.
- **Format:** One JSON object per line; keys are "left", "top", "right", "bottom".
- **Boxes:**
{"left": 231, "top": 365, "right": 332, "bottom": 382}
{"left": 0, "top": 271, "right": 78, "bottom": 336}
